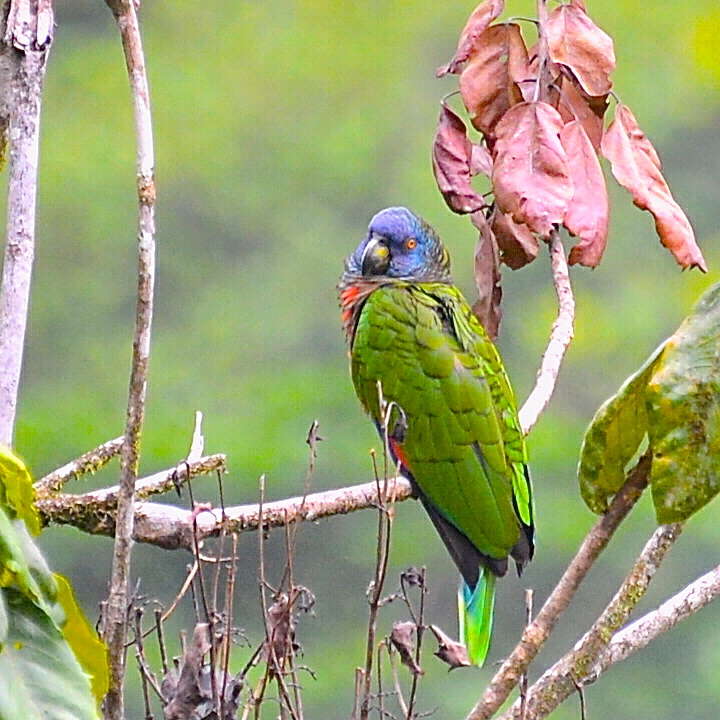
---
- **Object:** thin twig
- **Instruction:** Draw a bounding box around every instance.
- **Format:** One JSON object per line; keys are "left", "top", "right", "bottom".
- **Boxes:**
{"left": 531, "top": 0, "right": 550, "bottom": 104}
{"left": 101, "top": 0, "right": 157, "bottom": 715}
{"left": 464, "top": 452, "right": 650, "bottom": 720}
{"left": 0, "top": 0, "right": 54, "bottom": 445}
{"left": 35, "top": 435, "right": 125, "bottom": 496}
{"left": 499, "top": 523, "right": 683, "bottom": 720}
{"left": 405, "top": 567, "right": 427, "bottom": 719}
{"left": 518, "top": 231, "right": 575, "bottom": 435}
{"left": 519, "top": 589, "right": 534, "bottom": 720}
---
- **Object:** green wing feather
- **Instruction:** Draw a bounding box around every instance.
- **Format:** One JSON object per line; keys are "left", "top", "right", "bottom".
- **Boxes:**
{"left": 351, "top": 282, "right": 531, "bottom": 560}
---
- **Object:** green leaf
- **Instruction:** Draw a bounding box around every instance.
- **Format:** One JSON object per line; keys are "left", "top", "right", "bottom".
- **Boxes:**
{"left": 54, "top": 574, "right": 108, "bottom": 703}
{"left": 0, "top": 447, "right": 40, "bottom": 536}
{"left": 578, "top": 282, "right": 720, "bottom": 523}
{"left": 0, "top": 508, "right": 57, "bottom": 617}
{"left": 0, "top": 589, "right": 100, "bottom": 720}
{"left": 646, "top": 283, "right": 720, "bottom": 522}
{"left": 578, "top": 342, "right": 665, "bottom": 513}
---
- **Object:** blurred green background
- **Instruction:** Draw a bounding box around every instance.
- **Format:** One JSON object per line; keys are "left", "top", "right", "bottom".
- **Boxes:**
{"left": 5, "top": 0, "right": 720, "bottom": 716}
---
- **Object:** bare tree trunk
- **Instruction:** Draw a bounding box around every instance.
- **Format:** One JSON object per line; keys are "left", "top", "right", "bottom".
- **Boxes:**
{"left": 0, "top": 0, "right": 53, "bottom": 446}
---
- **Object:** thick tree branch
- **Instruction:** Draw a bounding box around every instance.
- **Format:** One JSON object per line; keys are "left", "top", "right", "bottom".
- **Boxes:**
{"left": 102, "top": 0, "right": 157, "bottom": 717}
{"left": 39, "top": 470, "right": 412, "bottom": 551}
{"left": 518, "top": 231, "right": 575, "bottom": 435}
{"left": 464, "top": 452, "right": 650, "bottom": 720}
{"left": 0, "top": 0, "right": 53, "bottom": 445}
{"left": 600, "top": 561, "right": 720, "bottom": 669}
{"left": 34, "top": 435, "right": 124, "bottom": 496}
{"left": 498, "top": 522, "right": 683, "bottom": 720}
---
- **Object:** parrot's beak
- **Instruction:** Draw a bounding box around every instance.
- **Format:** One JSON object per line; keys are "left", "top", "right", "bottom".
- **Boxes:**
{"left": 361, "top": 235, "right": 391, "bottom": 276}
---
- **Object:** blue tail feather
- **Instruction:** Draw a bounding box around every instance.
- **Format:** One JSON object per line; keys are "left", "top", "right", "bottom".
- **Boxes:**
{"left": 458, "top": 568, "right": 496, "bottom": 666}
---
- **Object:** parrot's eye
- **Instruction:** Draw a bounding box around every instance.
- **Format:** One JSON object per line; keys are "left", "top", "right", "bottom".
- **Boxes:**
{"left": 405, "top": 238, "right": 417, "bottom": 250}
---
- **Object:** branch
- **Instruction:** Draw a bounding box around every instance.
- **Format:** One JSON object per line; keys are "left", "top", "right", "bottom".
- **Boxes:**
{"left": 102, "top": 0, "right": 157, "bottom": 717}
{"left": 0, "top": 0, "right": 53, "bottom": 445}
{"left": 464, "top": 452, "right": 650, "bottom": 720}
{"left": 518, "top": 231, "right": 575, "bottom": 435}
{"left": 38, "top": 470, "right": 412, "bottom": 551}
{"left": 601, "top": 561, "right": 720, "bottom": 668}
{"left": 498, "top": 522, "right": 683, "bottom": 720}
{"left": 34, "top": 435, "right": 124, "bottom": 496}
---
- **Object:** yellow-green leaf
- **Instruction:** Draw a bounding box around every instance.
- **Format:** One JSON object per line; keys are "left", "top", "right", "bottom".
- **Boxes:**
{"left": 54, "top": 574, "right": 108, "bottom": 704}
{"left": 579, "top": 282, "right": 720, "bottom": 524}
{"left": 578, "top": 342, "right": 665, "bottom": 513}
{"left": 0, "top": 447, "right": 40, "bottom": 536}
{"left": 646, "top": 283, "right": 720, "bottom": 522}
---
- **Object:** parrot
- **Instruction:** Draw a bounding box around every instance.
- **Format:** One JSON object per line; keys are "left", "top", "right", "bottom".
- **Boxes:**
{"left": 338, "top": 206, "right": 534, "bottom": 666}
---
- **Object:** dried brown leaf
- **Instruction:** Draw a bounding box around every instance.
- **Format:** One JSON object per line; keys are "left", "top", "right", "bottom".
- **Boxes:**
{"left": 491, "top": 207, "right": 539, "bottom": 269}
{"left": 460, "top": 23, "right": 529, "bottom": 136}
{"left": 558, "top": 75, "right": 608, "bottom": 151}
{"left": 432, "top": 103, "right": 487, "bottom": 214}
{"left": 471, "top": 212, "right": 502, "bottom": 339}
{"left": 561, "top": 120, "right": 609, "bottom": 267}
{"left": 264, "top": 593, "right": 296, "bottom": 665}
{"left": 492, "top": 101, "right": 573, "bottom": 236}
{"left": 390, "top": 621, "right": 424, "bottom": 677}
{"left": 436, "top": 0, "right": 505, "bottom": 76}
{"left": 601, "top": 104, "right": 707, "bottom": 271}
{"left": 429, "top": 624, "right": 472, "bottom": 670}
{"left": 546, "top": 4, "right": 616, "bottom": 96}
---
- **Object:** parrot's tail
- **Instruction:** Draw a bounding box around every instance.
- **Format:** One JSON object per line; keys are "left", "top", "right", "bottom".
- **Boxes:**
{"left": 458, "top": 568, "right": 496, "bottom": 666}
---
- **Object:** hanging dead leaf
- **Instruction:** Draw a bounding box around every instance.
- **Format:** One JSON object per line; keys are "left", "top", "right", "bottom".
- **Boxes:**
{"left": 264, "top": 592, "right": 296, "bottom": 666}
{"left": 546, "top": 4, "right": 615, "bottom": 97}
{"left": 432, "top": 103, "right": 487, "bottom": 214}
{"left": 601, "top": 104, "right": 707, "bottom": 271}
{"left": 471, "top": 212, "right": 502, "bottom": 339}
{"left": 560, "top": 121, "right": 609, "bottom": 267}
{"left": 429, "top": 625, "right": 472, "bottom": 670}
{"left": 459, "top": 23, "right": 529, "bottom": 136}
{"left": 470, "top": 141, "right": 493, "bottom": 178}
{"left": 557, "top": 75, "right": 608, "bottom": 151}
{"left": 492, "top": 101, "right": 573, "bottom": 236}
{"left": 436, "top": 0, "right": 505, "bottom": 76}
{"left": 491, "top": 207, "right": 539, "bottom": 269}
{"left": 390, "top": 621, "right": 424, "bottom": 677}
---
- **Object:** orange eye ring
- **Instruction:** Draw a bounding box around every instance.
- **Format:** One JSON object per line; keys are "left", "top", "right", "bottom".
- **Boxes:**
{"left": 406, "top": 237, "right": 417, "bottom": 250}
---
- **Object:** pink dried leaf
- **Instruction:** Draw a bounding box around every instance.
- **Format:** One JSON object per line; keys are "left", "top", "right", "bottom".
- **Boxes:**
{"left": 492, "top": 101, "right": 574, "bottom": 236}
{"left": 470, "top": 142, "right": 493, "bottom": 178}
{"left": 471, "top": 212, "right": 502, "bottom": 339}
{"left": 546, "top": 4, "right": 616, "bottom": 96}
{"left": 601, "top": 104, "right": 706, "bottom": 271}
{"left": 557, "top": 74, "right": 608, "bottom": 151}
{"left": 432, "top": 103, "right": 487, "bottom": 214}
{"left": 460, "top": 23, "right": 529, "bottom": 136}
{"left": 437, "top": 0, "right": 505, "bottom": 76}
{"left": 561, "top": 120, "right": 609, "bottom": 267}
{"left": 491, "top": 208, "right": 539, "bottom": 269}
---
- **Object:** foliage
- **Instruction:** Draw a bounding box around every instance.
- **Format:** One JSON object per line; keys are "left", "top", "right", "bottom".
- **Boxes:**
{"left": 0, "top": 448, "right": 107, "bottom": 719}
{"left": 579, "top": 283, "right": 720, "bottom": 523}
{"left": 432, "top": 0, "right": 706, "bottom": 334}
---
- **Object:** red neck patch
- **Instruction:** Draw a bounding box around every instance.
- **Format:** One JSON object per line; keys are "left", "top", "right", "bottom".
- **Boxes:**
{"left": 337, "top": 277, "right": 385, "bottom": 343}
